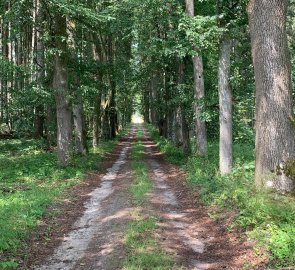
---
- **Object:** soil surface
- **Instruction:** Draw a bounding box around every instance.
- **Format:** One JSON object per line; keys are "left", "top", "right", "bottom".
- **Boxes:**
{"left": 19, "top": 125, "right": 267, "bottom": 269}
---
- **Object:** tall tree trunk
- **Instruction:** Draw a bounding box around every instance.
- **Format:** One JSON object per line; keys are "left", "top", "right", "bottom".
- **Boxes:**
{"left": 193, "top": 56, "right": 207, "bottom": 155}
{"left": 178, "top": 60, "right": 191, "bottom": 155}
{"left": 92, "top": 92, "right": 102, "bottom": 148}
{"left": 248, "top": 0, "right": 295, "bottom": 192}
{"left": 173, "top": 107, "right": 183, "bottom": 146}
{"left": 109, "top": 78, "right": 117, "bottom": 139}
{"left": 73, "top": 92, "right": 87, "bottom": 155}
{"left": 150, "top": 74, "right": 158, "bottom": 125}
{"left": 143, "top": 86, "right": 150, "bottom": 123}
{"left": 219, "top": 36, "right": 232, "bottom": 175}
{"left": 45, "top": 104, "right": 56, "bottom": 148}
{"left": 52, "top": 15, "right": 72, "bottom": 166}
{"left": 34, "top": 105, "right": 44, "bottom": 138}
{"left": 67, "top": 20, "right": 87, "bottom": 155}
{"left": 91, "top": 37, "right": 103, "bottom": 148}
{"left": 185, "top": 0, "right": 207, "bottom": 155}
{"left": 34, "top": 0, "right": 45, "bottom": 139}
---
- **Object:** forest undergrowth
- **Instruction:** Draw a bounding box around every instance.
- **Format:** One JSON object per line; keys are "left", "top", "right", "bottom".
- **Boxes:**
{"left": 0, "top": 138, "right": 117, "bottom": 269}
{"left": 147, "top": 124, "right": 295, "bottom": 269}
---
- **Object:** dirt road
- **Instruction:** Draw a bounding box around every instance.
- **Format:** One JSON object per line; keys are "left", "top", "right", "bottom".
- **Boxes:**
{"left": 26, "top": 125, "right": 262, "bottom": 270}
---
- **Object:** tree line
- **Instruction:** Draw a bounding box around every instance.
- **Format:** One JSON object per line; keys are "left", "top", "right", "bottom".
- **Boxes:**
{"left": 1, "top": 0, "right": 295, "bottom": 192}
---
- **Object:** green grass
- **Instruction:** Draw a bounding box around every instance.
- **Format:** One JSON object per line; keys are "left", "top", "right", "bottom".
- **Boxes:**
{"left": 123, "top": 128, "right": 175, "bottom": 270}
{"left": 0, "top": 138, "right": 116, "bottom": 269}
{"left": 147, "top": 124, "right": 295, "bottom": 269}
{"left": 147, "top": 125, "right": 185, "bottom": 165}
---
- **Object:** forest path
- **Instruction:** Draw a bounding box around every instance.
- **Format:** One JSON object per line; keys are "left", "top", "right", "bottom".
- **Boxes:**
{"left": 30, "top": 125, "right": 259, "bottom": 270}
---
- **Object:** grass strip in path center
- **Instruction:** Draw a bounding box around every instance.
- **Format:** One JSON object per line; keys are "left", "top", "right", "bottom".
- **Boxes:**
{"left": 123, "top": 128, "right": 175, "bottom": 270}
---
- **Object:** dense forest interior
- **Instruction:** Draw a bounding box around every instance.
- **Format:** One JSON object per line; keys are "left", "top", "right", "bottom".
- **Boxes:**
{"left": 1, "top": 0, "right": 295, "bottom": 269}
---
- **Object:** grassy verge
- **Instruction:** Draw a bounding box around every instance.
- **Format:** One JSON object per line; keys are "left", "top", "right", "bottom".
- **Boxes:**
{"left": 0, "top": 138, "right": 117, "bottom": 269}
{"left": 123, "top": 129, "right": 175, "bottom": 270}
{"left": 147, "top": 124, "right": 295, "bottom": 269}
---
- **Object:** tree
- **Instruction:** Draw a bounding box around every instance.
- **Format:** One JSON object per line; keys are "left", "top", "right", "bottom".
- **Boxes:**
{"left": 218, "top": 35, "right": 232, "bottom": 174}
{"left": 248, "top": 0, "right": 295, "bottom": 192}
{"left": 185, "top": 0, "right": 207, "bottom": 156}
{"left": 51, "top": 12, "right": 72, "bottom": 166}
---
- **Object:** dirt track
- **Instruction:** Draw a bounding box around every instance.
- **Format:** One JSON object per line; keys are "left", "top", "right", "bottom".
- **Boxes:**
{"left": 24, "top": 125, "right": 264, "bottom": 270}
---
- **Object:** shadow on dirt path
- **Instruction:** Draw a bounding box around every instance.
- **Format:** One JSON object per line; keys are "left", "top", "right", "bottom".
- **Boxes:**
{"left": 141, "top": 127, "right": 266, "bottom": 270}
{"left": 24, "top": 124, "right": 265, "bottom": 270}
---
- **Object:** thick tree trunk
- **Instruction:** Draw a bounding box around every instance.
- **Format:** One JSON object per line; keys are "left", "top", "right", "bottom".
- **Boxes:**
{"left": 219, "top": 36, "right": 232, "bottom": 175}
{"left": 67, "top": 20, "right": 87, "bottom": 155}
{"left": 185, "top": 0, "right": 207, "bottom": 155}
{"left": 52, "top": 15, "right": 72, "bottom": 166}
{"left": 193, "top": 56, "right": 207, "bottom": 155}
{"left": 248, "top": 0, "right": 295, "bottom": 192}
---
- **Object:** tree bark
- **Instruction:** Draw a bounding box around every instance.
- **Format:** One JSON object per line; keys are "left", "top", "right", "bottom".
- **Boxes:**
{"left": 178, "top": 60, "right": 191, "bottom": 155}
{"left": 185, "top": 0, "right": 207, "bottom": 155}
{"left": 219, "top": 36, "right": 232, "bottom": 175}
{"left": 45, "top": 104, "right": 56, "bottom": 148}
{"left": 248, "top": 0, "right": 295, "bottom": 192}
{"left": 109, "top": 78, "right": 117, "bottom": 139}
{"left": 73, "top": 92, "right": 87, "bottom": 155}
{"left": 33, "top": 0, "right": 45, "bottom": 139}
{"left": 91, "top": 36, "right": 103, "bottom": 147}
{"left": 173, "top": 107, "right": 183, "bottom": 146}
{"left": 52, "top": 14, "right": 72, "bottom": 166}
{"left": 143, "top": 86, "right": 150, "bottom": 123}
{"left": 92, "top": 92, "right": 102, "bottom": 148}
{"left": 193, "top": 56, "right": 207, "bottom": 155}
{"left": 150, "top": 74, "right": 158, "bottom": 125}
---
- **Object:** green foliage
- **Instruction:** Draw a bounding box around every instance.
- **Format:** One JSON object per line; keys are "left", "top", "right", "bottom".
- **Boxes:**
{"left": 149, "top": 127, "right": 295, "bottom": 268}
{"left": 124, "top": 216, "right": 174, "bottom": 270}
{"left": 179, "top": 15, "right": 222, "bottom": 53}
{"left": 0, "top": 260, "right": 18, "bottom": 270}
{"left": 0, "top": 138, "right": 116, "bottom": 263}
{"left": 147, "top": 124, "right": 186, "bottom": 165}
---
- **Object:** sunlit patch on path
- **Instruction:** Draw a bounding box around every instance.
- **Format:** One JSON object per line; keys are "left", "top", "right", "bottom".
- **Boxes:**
{"left": 35, "top": 130, "right": 135, "bottom": 270}
{"left": 144, "top": 128, "right": 217, "bottom": 270}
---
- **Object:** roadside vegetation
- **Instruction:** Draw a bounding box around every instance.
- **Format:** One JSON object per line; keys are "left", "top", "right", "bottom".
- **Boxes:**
{"left": 0, "top": 139, "right": 116, "bottom": 269}
{"left": 124, "top": 129, "right": 175, "bottom": 270}
{"left": 147, "top": 124, "right": 295, "bottom": 269}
